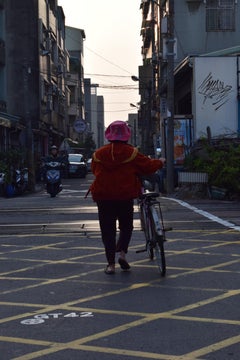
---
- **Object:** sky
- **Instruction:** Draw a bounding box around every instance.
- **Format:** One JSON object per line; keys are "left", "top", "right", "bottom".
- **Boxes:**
{"left": 58, "top": 0, "right": 142, "bottom": 127}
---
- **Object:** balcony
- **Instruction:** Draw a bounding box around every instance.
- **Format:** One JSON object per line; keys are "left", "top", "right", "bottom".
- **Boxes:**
{"left": 186, "top": 0, "right": 202, "bottom": 11}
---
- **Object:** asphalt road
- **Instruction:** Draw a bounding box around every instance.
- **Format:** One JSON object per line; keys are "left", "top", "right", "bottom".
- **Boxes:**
{"left": 0, "top": 174, "right": 239, "bottom": 360}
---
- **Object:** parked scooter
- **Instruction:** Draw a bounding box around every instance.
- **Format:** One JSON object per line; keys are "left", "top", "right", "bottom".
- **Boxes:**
{"left": 14, "top": 168, "right": 29, "bottom": 195}
{"left": 0, "top": 168, "right": 29, "bottom": 197}
{"left": 0, "top": 171, "right": 5, "bottom": 196}
{"left": 42, "top": 157, "right": 65, "bottom": 197}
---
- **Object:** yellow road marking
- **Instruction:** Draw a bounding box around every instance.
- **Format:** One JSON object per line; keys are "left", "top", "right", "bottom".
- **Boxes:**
{"left": 184, "top": 334, "right": 240, "bottom": 358}
{"left": 1, "top": 199, "right": 239, "bottom": 359}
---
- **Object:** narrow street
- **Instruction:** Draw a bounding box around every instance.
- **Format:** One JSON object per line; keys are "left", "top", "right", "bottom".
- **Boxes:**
{"left": 0, "top": 174, "right": 239, "bottom": 360}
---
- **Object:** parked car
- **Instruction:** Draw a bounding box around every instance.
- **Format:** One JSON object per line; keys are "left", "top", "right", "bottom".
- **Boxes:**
{"left": 68, "top": 154, "right": 87, "bottom": 178}
{"left": 87, "top": 158, "right": 92, "bottom": 172}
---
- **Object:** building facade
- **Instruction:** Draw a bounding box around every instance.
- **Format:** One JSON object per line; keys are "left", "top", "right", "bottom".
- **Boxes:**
{"left": 84, "top": 79, "right": 104, "bottom": 149}
{"left": 137, "top": 0, "right": 161, "bottom": 156}
{"left": 65, "top": 26, "right": 86, "bottom": 144}
{"left": 174, "top": 0, "right": 240, "bottom": 62}
{"left": 0, "top": 0, "right": 105, "bottom": 188}
{"left": 0, "top": 0, "right": 68, "bottom": 186}
{"left": 159, "top": 0, "right": 240, "bottom": 146}
{"left": 97, "top": 95, "right": 104, "bottom": 147}
{"left": 137, "top": 0, "right": 240, "bottom": 156}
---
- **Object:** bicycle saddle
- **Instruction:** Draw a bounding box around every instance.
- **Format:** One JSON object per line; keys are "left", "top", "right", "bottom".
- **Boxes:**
{"left": 140, "top": 191, "right": 159, "bottom": 198}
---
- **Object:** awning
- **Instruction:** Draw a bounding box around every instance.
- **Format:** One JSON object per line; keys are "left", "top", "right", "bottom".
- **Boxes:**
{"left": 0, "top": 112, "right": 24, "bottom": 129}
{"left": 59, "top": 138, "right": 79, "bottom": 153}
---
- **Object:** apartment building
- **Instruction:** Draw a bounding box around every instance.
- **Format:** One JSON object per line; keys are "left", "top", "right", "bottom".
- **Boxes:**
{"left": 65, "top": 26, "right": 86, "bottom": 144}
{"left": 137, "top": 0, "right": 161, "bottom": 155}
{"left": 0, "top": 0, "right": 69, "bottom": 158}
{"left": 173, "top": 0, "right": 240, "bottom": 62}
{"left": 138, "top": 0, "right": 240, "bottom": 156}
{"left": 84, "top": 79, "right": 104, "bottom": 149}
{"left": 160, "top": 0, "right": 240, "bottom": 143}
{"left": 96, "top": 95, "right": 104, "bottom": 147}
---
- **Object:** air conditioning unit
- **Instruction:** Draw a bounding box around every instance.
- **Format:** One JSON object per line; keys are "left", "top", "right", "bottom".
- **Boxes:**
{"left": 161, "top": 17, "right": 168, "bottom": 34}
{"left": 40, "top": 77, "right": 45, "bottom": 101}
{"left": 57, "top": 64, "right": 64, "bottom": 74}
{"left": 162, "top": 38, "right": 177, "bottom": 60}
{"left": 38, "top": 20, "right": 44, "bottom": 45}
{"left": 52, "top": 85, "right": 58, "bottom": 95}
{"left": 46, "top": 37, "right": 51, "bottom": 50}
{"left": 47, "top": 100, "right": 53, "bottom": 111}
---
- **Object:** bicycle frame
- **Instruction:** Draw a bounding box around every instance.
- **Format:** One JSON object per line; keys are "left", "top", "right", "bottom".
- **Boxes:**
{"left": 150, "top": 201, "right": 164, "bottom": 237}
{"left": 137, "top": 189, "right": 171, "bottom": 276}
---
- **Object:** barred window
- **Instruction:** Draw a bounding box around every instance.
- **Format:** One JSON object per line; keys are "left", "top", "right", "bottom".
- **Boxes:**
{"left": 206, "top": 0, "right": 235, "bottom": 31}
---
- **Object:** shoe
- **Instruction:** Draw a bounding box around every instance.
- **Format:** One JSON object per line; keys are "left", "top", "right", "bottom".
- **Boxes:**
{"left": 104, "top": 265, "right": 115, "bottom": 275}
{"left": 118, "top": 258, "right": 131, "bottom": 270}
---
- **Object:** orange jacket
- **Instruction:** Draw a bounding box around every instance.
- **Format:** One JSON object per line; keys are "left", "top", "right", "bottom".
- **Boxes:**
{"left": 90, "top": 142, "right": 164, "bottom": 201}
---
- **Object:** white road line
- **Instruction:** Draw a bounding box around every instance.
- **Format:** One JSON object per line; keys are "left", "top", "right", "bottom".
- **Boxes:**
{"left": 62, "top": 189, "right": 87, "bottom": 193}
{"left": 167, "top": 197, "right": 240, "bottom": 232}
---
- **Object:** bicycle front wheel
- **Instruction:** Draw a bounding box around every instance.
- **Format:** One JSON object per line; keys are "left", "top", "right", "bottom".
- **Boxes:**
{"left": 140, "top": 202, "right": 154, "bottom": 260}
{"left": 150, "top": 206, "right": 166, "bottom": 276}
{"left": 154, "top": 238, "right": 166, "bottom": 276}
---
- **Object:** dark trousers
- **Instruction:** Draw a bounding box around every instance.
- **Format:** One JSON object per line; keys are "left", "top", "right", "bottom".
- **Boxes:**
{"left": 96, "top": 200, "right": 134, "bottom": 265}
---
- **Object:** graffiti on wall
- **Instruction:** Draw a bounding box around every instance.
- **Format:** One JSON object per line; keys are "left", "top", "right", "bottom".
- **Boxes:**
{"left": 198, "top": 72, "right": 233, "bottom": 111}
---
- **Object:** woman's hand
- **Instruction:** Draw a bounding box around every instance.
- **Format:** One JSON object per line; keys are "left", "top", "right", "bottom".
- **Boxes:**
{"left": 159, "top": 157, "right": 166, "bottom": 165}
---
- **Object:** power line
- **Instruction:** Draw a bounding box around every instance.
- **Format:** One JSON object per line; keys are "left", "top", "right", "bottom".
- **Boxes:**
{"left": 63, "top": 29, "right": 134, "bottom": 76}
{"left": 84, "top": 73, "right": 132, "bottom": 78}
{"left": 85, "top": 45, "right": 134, "bottom": 75}
{"left": 98, "top": 85, "right": 138, "bottom": 90}
{"left": 91, "top": 108, "right": 138, "bottom": 113}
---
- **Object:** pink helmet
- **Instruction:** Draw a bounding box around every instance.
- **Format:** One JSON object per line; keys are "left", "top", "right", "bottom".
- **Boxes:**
{"left": 105, "top": 121, "right": 131, "bottom": 142}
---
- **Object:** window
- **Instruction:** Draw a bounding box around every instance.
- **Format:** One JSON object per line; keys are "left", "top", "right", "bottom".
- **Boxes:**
{"left": 68, "top": 85, "right": 76, "bottom": 104}
{"left": 206, "top": 0, "right": 235, "bottom": 31}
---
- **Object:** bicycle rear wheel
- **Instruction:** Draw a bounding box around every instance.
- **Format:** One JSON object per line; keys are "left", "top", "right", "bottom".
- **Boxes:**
{"left": 150, "top": 207, "right": 166, "bottom": 276}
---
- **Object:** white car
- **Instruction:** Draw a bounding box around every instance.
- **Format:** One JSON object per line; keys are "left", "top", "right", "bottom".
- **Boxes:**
{"left": 68, "top": 154, "right": 87, "bottom": 178}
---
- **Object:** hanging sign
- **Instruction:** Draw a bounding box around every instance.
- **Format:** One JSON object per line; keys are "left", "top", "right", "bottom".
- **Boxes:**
{"left": 74, "top": 118, "right": 87, "bottom": 133}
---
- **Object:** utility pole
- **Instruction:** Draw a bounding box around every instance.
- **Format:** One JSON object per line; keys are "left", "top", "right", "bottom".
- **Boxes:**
{"left": 23, "top": 5, "right": 35, "bottom": 192}
{"left": 150, "top": 0, "right": 156, "bottom": 157}
{"left": 23, "top": 61, "right": 35, "bottom": 192}
{"left": 166, "top": 0, "right": 175, "bottom": 193}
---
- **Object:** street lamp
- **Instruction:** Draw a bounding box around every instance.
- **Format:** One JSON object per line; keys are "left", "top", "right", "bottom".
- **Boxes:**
{"left": 131, "top": 75, "right": 139, "bottom": 82}
{"left": 130, "top": 103, "right": 139, "bottom": 109}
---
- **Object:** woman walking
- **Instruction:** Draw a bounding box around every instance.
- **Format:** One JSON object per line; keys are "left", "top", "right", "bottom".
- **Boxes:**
{"left": 90, "top": 121, "right": 165, "bottom": 274}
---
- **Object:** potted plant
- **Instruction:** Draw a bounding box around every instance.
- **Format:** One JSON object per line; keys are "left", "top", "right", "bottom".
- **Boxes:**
{"left": 184, "top": 140, "right": 240, "bottom": 199}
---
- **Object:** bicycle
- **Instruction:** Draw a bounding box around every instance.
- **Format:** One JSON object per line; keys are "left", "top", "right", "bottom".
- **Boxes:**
{"left": 136, "top": 180, "right": 172, "bottom": 276}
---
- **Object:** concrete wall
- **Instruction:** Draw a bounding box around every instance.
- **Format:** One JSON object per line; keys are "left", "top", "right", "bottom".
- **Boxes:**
{"left": 174, "top": 1, "right": 240, "bottom": 63}
{"left": 192, "top": 56, "right": 238, "bottom": 139}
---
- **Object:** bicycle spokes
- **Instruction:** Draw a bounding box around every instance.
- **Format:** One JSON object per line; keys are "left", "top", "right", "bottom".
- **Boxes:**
{"left": 154, "top": 239, "right": 166, "bottom": 276}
